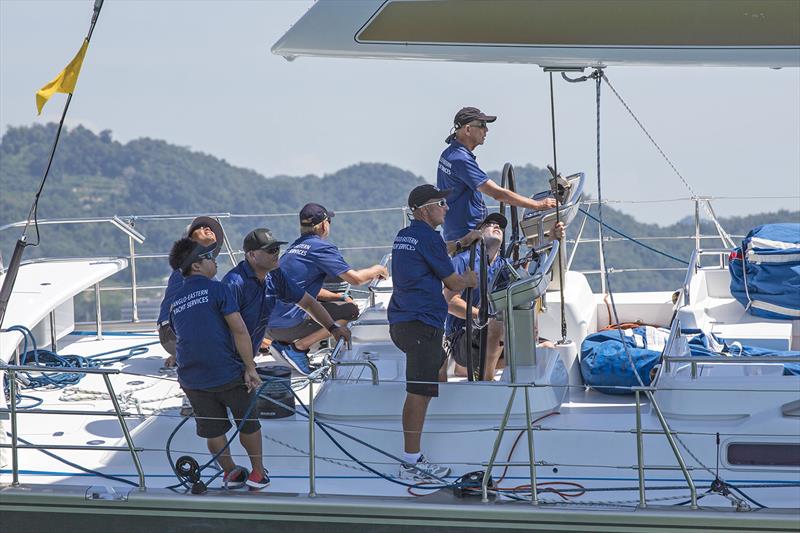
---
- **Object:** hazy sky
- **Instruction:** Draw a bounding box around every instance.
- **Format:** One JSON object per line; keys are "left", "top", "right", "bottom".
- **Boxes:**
{"left": 1, "top": 0, "right": 798, "bottom": 225}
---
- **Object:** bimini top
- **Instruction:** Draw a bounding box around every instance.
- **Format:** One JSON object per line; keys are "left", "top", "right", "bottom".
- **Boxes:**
{"left": 272, "top": 0, "right": 800, "bottom": 68}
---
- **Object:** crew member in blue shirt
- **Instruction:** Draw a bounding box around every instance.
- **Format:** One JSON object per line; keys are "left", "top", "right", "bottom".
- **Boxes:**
{"left": 157, "top": 216, "right": 223, "bottom": 367}
{"left": 267, "top": 203, "right": 388, "bottom": 367}
{"left": 437, "top": 107, "right": 557, "bottom": 242}
{"left": 222, "top": 227, "right": 352, "bottom": 376}
{"left": 167, "top": 237, "right": 268, "bottom": 490}
{"left": 388, "top": 184, "right": 477, "bottom": 481}
{"left": 444, "top": 213, "right": 510, "bottom": 381}
{"left": 445, "top": 215, "right": 564, "bottom": 380}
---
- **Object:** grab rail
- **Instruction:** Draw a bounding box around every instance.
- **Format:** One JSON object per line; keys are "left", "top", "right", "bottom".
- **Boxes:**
{"left": 327, "top": 336, "right": 379, "bottom": 385}
{"left": 367, "top": 253, "right": 392, "bottom": 307}
{"left": 0, "top": 364, "right": 146, "bottom": 489}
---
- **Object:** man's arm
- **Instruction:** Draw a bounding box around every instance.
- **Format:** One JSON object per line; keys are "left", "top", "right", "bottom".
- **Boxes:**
{"left": 223, "top": 311, "right": 262, "bottom": 392}
{"left": 479, "top": 180, "right": 557, "bottom": 211}
{"left": 443, "top": 287, "right": 479, "bottom": 321}
{"left": 297, "top": 293, "right": 352, "bottom": 347}
{"left": 316, "top": 287, "right": 349, "bottom": 302}
{"left": 445, "top": 229, "right": 482, "bottom": 255}
{"left": 442, "top": 270, "right": 478, "bottom": 293}
{"left": 338, "top": 265, "right": 389, "bottom": 286}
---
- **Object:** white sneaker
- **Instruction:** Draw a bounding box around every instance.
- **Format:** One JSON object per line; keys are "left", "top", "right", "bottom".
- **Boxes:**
{"left": 399, "top": 455, "right": 451, "bottom": 481}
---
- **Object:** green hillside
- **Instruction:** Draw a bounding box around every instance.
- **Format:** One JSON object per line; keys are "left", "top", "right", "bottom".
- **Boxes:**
{"left": 1, "top": 124, "right": 797, "bottom": 320}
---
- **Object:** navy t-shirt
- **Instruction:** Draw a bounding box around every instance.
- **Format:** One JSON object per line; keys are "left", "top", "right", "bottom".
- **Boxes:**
{"left": 269, "top": 233, "right": 350, "bottom": 329}
{"left": 444, "top": 250, "right": 508, "bottom": 336}
{"left": 437, "top": 140, "right": 490, "bottom": 241}
{"left": 157, "top": 269, "right": 183, "bottom": 325}
{"left": 169, "top": 275, "right": 241, "bottom": 390}
{"left": 223, "top": 261, "right": 305, "bottom": 353}
{"left": 388, "top": 220, "right": 455, "bottom": 328}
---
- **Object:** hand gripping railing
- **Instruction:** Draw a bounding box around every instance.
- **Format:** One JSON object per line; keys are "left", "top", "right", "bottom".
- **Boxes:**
{"left": 367, "top": 253, "right": 392, "bottom": 308}
{"left": 0, "top": 364, "right": 146, "bottom": 489}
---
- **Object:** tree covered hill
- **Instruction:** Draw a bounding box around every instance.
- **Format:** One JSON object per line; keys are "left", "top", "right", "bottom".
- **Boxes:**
{"left": 1, "top": 124, "right": 797, "bottom": 304}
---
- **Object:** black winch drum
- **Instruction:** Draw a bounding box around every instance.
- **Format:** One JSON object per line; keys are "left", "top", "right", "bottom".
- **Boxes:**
{"left": 256, "top": 365, "right": 295, "bottom": 419}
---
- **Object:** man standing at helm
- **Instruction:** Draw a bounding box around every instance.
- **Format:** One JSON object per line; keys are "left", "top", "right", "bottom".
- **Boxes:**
{"left": 437, "top": 107, "right": 557, "bottom": 244}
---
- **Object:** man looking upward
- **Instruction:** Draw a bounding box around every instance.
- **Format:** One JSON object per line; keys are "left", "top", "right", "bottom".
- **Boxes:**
{"left": 437, "top": 107, "right": 557, "bottom": 243}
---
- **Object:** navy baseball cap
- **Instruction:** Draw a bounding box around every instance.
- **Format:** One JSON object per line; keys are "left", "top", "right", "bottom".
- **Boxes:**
{"left": 300, "top": 203, "right": 335, "bottom": 226}
{"left": 408, "top": 184, "right": 452, "bottom": 210}
{"left": 243, "top": 228, "right": 287, "bottom": 252}
{"left": 179, "top": 242, "right": 217, "bottom": 270}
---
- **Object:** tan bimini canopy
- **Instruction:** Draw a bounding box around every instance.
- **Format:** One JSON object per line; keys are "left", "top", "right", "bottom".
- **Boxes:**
{"left": 272, "top": 0, "right": 800, "bottom": 68}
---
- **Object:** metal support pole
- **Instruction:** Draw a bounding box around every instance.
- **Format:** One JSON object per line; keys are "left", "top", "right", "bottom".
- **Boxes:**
{"left": 128, "top": 235, "right": 139, "bottom": 322}
{"left": 94, "top": 282, "right": 103, "bottom": 341}
{"left": 691, "top": 361, "right": 698, "bottom": 379}
{"left": 102, "top": 374, "right": 145, "bottom": 489}
{"left": 49, "top": 310, "right": 58, "bottom": 351}
{"left": 308, "top": 379, "right": 317, "bottom": 497}
{"left": 635, "top": 390, "right": 647, "bottom": 508}
{"left": 482, "top": 387, "right": 517, "bottom": 502}
{"left": 402, "top": 207, "right": 408, "bottom": 228}
{"left": 218, "top": 219, "right": 238, "bottom": 269}
{"left": 694, "top": 198, "right": 701, "bottom": 266}
{"left": 523, "top": 385, "right": 539, "bottom": 505}
{"left": 8, "top": 368, "right": 19, "bottom": 486}
{"left": 646, "top": 391, "right": 697, "bottom": 509}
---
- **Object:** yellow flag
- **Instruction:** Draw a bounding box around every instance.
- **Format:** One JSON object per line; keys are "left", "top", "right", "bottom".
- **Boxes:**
{"left": 35, "top": 39, "right": 89, "bottom": 115}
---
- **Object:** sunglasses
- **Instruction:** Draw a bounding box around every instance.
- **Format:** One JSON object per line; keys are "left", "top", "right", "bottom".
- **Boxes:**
{"left": 264, "top": 245, "right": 281, "bottom": 255}
{"left": 468, "top": 121, "right": 487, "bottom": 129}
{"left": 418, "top": 199, "right": 447, "bottom": 209}
{"left": 197, "top": 249, "right": 216, "bottom": 261}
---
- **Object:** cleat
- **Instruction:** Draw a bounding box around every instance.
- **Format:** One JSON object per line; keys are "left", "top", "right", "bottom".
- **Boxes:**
{"left": 399, "top": 455, "right": 451, "bottom": 481}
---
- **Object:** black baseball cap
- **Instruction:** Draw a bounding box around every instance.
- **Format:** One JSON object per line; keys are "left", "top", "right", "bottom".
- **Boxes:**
{"left": 184, "top": 215, "right": 224, "bottom": 257}
{"left": 179, "top": 242, "right": 217, "bottom": 270}
{"left": 446, "top": 106, "right": 497, "bottom": 143}
{"left": 300, "top": 203, "right": 335, "bottom": 226}
{"left": 478, "top": 212, "right": 508, "bottom": 230}
{"left": 243, "top": 228, "right": 288, "bottom": 253}
{"left": 408, "top": 184, "right": 452, "bottom": 210}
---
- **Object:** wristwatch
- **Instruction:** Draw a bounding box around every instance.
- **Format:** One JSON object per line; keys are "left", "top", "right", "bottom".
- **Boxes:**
{"left": 327, "top": 323, "right": 340, "bottom": 333}
{"left": 455, "top": 240, "right": 463, "bottom": 252}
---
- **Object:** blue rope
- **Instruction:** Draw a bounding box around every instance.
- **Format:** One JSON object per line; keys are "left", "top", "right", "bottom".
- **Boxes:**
{"left": 578, "top": 207, "right": 689, "bottom": 266}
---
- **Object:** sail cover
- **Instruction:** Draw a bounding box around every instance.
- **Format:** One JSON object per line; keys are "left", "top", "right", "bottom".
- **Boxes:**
{"left": 729, "top": 223, "right": 800, "bottom": 320}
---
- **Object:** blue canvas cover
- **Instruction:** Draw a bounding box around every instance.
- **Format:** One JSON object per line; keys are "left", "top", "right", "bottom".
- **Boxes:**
{"left": 729, "top": 223, "right": 800, "bottom": 320}
{"left": 580, "top": 326, "right": 669, "bottom": 394}
{"left": 686, "top": 330, "right": 800, "bottom": 376}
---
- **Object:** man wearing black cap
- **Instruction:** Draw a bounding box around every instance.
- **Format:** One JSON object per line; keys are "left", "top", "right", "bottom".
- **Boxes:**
{"left": 267, "top": 203, "right": 388, "bottom": 370}
{"left": 221, "top": 228, "right": 351, "bottom": 376}
{"left": 157, "top": 216, "right": 225, "bottom": 366}
{"left": 444, "top": 212, "right": 510, "bottom": 381}
{"left": 437, "top": 106, "right": 557, "bottom": 243}
{"left": 167, "top": 237, "right": 268, "bottom": 490}
{"left": 389, "top": 184, "right": 478, "bottom": 481}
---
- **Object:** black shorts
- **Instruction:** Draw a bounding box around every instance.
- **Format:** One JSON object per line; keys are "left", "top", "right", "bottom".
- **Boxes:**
{"left": 446, "top": 327, "right": 505, "bottom": 368}
{"left": 267, "top": 300, "right": 359, "bottom": 343}
{"left": 158, "top": 324, "right": 177, "bottom": 356}
{"left": 390, "top": 321, "right": 446, "bottom": 398}
{"left": 181, "top": 378, "right": 261, "bottom": 438}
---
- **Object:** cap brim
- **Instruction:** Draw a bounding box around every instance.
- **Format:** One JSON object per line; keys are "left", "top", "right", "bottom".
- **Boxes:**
{"left": 480, "top": 114, "right": 497, "bottom": 123}
{"left": 185, "top": 216, "right": 225, "bottom": 257}
{"left": 478, "top": 212, "right": 508, "bottom": 229}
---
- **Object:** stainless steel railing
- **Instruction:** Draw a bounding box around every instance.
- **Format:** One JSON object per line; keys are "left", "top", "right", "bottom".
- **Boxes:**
{"left": 0, "top": 364, "right": 146, "bottom": 489}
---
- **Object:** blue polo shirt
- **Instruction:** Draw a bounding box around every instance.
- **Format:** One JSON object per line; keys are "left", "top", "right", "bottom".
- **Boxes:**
{"left": 222, "top": 261, "right": 305, "bottom": 353}
{"left": 437, "top": 140, "right": 490, "bottom": 241}
{"left": 157, "top": 269, "right": 183, "bottom": 325}
{"left": 388, "top": 220, "right": 455, "bottom": 328}
{"left": 445, "top": 250, "right": 508, "bottom": 336}
{"left": 169, "top": 275, "right": 240, "bottom": 390}
{"left": 268, "top": 233, "right": 351, "bottom": 329}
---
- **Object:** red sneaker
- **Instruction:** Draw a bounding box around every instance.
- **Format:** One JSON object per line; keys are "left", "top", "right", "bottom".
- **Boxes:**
{"left": 246, "top": 469, "right": 271, "bottom": 491}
